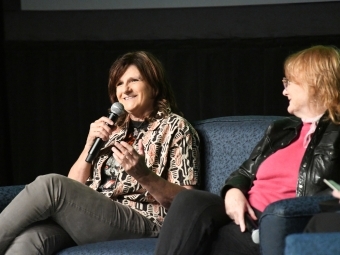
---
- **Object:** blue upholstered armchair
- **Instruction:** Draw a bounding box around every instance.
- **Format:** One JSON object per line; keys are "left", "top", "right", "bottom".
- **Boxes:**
{"left": 1, "top": 116, "right": 339, "bottom": 255}
{"left": 260, "top": 195, "right": 334, "bottom": 255}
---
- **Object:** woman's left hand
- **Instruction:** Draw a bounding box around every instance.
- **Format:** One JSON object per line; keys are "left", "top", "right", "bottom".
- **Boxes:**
{"left": 113, "top": 139, "right": 188, "bottom": 209}
{"left": 112, "top": 140, "right": 151, "bottom": 180}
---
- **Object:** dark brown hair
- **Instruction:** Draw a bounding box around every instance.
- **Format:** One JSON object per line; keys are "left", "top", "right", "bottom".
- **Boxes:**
{"left": 108, "top": 51, "right": 182, "bottom": 125}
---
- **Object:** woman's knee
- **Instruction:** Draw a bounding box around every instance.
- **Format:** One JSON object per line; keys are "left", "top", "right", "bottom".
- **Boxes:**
{"left": 171, "top": 189, "right": 224, "bottom": 211}
{"left": 33, "top": 174, "right": 68, "bottom": 189}
{"left": 35, "top": 173, "right": 65, "bottom": 183}
{"left": 28, "top": 174, "right": 71, "bottom": 199}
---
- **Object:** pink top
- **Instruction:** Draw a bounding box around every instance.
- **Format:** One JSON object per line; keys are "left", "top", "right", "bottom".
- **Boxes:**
{"left": 248, "top": 123, "right": 311, "bottom": 212}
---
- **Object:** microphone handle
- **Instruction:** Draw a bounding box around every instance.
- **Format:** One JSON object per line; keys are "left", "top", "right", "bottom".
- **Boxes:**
{"left": 85, "top": 112, "right": 118, "bottom": 163}
{"left": 85, "top": 137, "right": 105, "bottom": 163}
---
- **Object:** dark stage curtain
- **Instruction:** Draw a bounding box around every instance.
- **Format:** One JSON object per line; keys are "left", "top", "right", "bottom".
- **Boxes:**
{"left": 3, "top": 35, "right": 340, "bottom": 185}
{"left": 1, "top": 1, "right": 14, "bottom": 186}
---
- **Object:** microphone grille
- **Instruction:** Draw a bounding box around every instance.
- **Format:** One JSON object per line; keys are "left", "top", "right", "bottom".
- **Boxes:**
{"left": 252, "top": 229, "right": 260, "bottom": 244}
{"left": 110, "top": 102, "right": 125, "bottom": 116}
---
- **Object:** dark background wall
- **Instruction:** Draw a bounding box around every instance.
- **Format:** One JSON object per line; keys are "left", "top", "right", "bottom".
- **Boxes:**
{"left": 1, "top": 0, "right": 340, "bottom": 186}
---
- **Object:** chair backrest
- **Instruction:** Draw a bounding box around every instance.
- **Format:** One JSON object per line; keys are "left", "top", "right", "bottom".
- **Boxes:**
{"left": 193, "top": 115, "right": 282, "bottom": 195}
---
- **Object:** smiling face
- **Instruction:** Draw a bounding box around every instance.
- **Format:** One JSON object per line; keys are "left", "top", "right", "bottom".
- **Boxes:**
{"left": 282, "top": 78, "right": 310, "bottom": 118}
{"left": 116, "top": 65, "right": 155, "bottom": 121}
{"left": 282, "top": 76, "right": 325, "bottom": 119}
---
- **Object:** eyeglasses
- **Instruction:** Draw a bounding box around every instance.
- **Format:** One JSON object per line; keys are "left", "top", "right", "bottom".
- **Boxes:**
{"left": 282, "top": 77, "right": 289, "bottom": 89}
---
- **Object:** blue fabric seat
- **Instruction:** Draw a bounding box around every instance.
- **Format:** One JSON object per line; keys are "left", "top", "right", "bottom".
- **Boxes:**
{"left": 284, "top": 232, "right": 340, "bottom": 255}
{"left": 56, "top": 239, "right": 158, "bottom": 255}
{"left": 1, "top": 115, "right": 338, "bottom": 254}
{"left": 260, "top": 194, "right": 333, "bottom": 255}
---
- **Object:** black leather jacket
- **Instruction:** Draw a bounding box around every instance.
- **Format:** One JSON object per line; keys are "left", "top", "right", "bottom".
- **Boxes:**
{"left": 221, "top": 114, "right": 340, "bottom": 198}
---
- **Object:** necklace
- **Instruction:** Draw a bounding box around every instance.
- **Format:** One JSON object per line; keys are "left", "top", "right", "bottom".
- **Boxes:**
{"left": 130, "top": 120, "right": 148, "bottom": 138}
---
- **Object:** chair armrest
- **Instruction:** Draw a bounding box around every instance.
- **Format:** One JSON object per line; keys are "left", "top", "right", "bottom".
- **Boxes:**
{"left": 259, "top": 195, "right": 332, "bottom": 255}
{"left": 0, "top": 185, "right": 25, "bottom": 212}
{"left": 285, "top": 233, "right": 340, "bottom": 255}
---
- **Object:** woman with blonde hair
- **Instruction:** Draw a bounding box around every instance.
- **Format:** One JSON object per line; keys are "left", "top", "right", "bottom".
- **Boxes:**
{"left": 155, "top": 45, "right": 340, "bottom": 255}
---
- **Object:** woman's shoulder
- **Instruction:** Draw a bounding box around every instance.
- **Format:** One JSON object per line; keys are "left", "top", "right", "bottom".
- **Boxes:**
{"left": 168, "top": 112, "right": 189, "bottom": 121}
{"left": 153, "top": 112, "right": 197, "bottom": 135}
{"left": 167, "top": 112, "right": 197, "bottom": 128}
{"left": 272, "top": 115, "right": 300, "bottom": 126}
{"left": 266, "top": 115, "right": 301, "bottom": 133}
{"left": 156, "top": 112, "right": 189, "bottom": 124}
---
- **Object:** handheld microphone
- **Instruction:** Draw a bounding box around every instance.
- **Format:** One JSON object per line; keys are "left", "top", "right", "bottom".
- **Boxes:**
{"left": 245, "top": 213, "right": 260, "bottom": 244}
{"left": 85, "top": 102, "right": 125, "bottom": 163}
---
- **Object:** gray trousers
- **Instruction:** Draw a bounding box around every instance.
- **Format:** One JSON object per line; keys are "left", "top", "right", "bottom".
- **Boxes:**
{"left": 0, "top": 174, "right": 160, "bottom": 255}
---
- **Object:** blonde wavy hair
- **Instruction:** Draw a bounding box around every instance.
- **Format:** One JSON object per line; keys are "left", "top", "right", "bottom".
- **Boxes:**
{"left": 284, "top": 45, "right": 340, "bottom": 123}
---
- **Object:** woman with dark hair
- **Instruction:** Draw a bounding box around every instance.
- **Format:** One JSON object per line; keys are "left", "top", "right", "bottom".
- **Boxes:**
{"left": 107, "top": 51, "right": 182, "bottom": 126}
{"left": 154, "top": 45, "right": 340, "bottom": 255}
{"left": 0, "top": 51, "right": 200, "bottom": 254}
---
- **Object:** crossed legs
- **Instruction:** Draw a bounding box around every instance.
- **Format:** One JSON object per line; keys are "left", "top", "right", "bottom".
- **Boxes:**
{"left": 0, "top": 174, "right": 159, "bottom": 254}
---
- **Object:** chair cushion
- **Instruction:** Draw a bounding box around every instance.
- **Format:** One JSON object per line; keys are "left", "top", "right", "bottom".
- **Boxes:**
{"left": 285, "top": 233, "right": 340, "bottom": 255}
{"left": 56, "top": 238, "right": 157, "bottom": 255}
{"left": 0, "top": 185, "right": 25, "bottom": 212}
